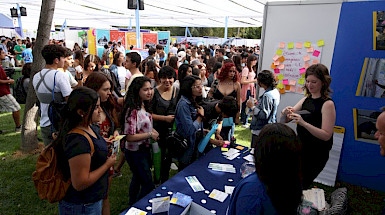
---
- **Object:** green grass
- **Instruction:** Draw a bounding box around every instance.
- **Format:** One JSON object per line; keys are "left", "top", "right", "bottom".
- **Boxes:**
{"left": 0, "top": 107, "right": 384, "bottom": 214}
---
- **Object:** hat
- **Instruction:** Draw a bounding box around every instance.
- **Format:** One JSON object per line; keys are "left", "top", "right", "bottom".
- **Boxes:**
{"left": 191, "top": 59, "right": 201, "bottom": 67}
{"left": 0, "top": 37, "right": 5, "bottom": 42}
{"left": 177, "top": 51, "right": 186, "bottom": 62}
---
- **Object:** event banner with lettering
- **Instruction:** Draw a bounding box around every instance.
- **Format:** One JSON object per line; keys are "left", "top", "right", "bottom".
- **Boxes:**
{"left": 126, "top": 32, "right": 137, "bottom": 48}
{"left": 87, "top": 29, "right": 96, "bottom": 55}
{"left": 96, "top": 29, "right": 110, "bottom": 58}
{"left": 157, "top": 31, "right": 170, "bottom": 54}
{"left": 271, "top": 40, "right": 325, "bottom": 94}
{"left": 142, "top": 32, "right": 158, "bottom": 48}
{"left": 110, "top": 30, "right": 126, "bottom": 47}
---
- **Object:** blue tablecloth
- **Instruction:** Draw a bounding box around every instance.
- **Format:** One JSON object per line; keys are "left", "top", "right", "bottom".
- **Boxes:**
{"left": 121, "top": 146, "right": 251, "bottom": 215}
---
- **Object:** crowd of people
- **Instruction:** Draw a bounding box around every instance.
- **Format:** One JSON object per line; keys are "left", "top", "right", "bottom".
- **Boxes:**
{"left": 0, "top": 37, "right": 342, "bottom": 214}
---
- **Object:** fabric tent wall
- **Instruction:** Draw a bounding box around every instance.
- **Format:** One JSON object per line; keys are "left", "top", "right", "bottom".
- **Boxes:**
{"left": 329, "top": 1, "right": 385, "bottom": 192}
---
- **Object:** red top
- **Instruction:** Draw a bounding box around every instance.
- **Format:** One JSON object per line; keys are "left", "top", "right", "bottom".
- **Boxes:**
{"left": 99, "top": 115, "right": 112, "bottom": 138}
{"left": 0, "top": 66, "right": 10, "bottom": 97}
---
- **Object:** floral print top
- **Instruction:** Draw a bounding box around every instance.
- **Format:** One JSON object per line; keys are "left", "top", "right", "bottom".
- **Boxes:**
{"left": 123, "top": 108, "right": 152, "bottom": 151}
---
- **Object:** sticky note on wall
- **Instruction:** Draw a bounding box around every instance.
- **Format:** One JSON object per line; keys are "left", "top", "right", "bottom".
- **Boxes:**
{"left": 304, "top": 41, "right": 311, "bottom": 48}
{"left": 296, "top": 42, "right": 303, "bottom": 49}
{"left": 307, "top": 47, "right": 314, "bottom": 53}
{"left": 299, "top": 68, "right": 306, "bottom": 74}
{"left": 278, "top": 74, "right": 284, "bottom": 80}
{"left": 317, "top": 40, "right": 325, "bottom": 47}
{"left": 298, "top": 78, "right": 305, "bottom": 85}
{"left": 274, "top": 69, "right": 280, "bottom": 74}
{"left": 271, "top": 63, "right": 276, "bottom": 69}
{"left": 276, "top": 49, "right": 283, "bottom": 55}
{"left": 282, "top": 79, "right": 289, "bottom": 85}
{"left": 273, "top": 55, "right": 279, "bottom": 61}
{"left": 278, "top": 56, "right": 285, "bottom": 62}
{"left": 313, "top": 50, "right": 320, "bottom": 57}
{"left": 277, "top": 83, "right": 284, "bottom": 89}
{"left": 288, "top": 43, "right": 294, "bottom": 49}
{"left": 279, "top": 42, "right": 285, "bottom": 48}
{"left": 303, "top": 55, "right": 310, "bottom": 62}
{"left": 278, "top": 64, "right": 285, "bottom": 69}
{"left": 289, "top": 80, "right": 296, "bottom": 85}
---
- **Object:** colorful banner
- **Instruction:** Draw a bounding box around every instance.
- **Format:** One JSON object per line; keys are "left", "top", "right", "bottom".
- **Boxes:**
{"left": 142, "top": 32, "right": 158, "bottom": 48}
{"left": 126, "top": 32, "right": 137, "bottom": 48}
{"left": 87, "top": 29, "right": 96, "bottom": 55}
{"left": 157, "top": 31, "right": 170, "bottom": 55}
{"left": 110, "top": 30, "right": 126, "bottom": 47}
{"left": 96, "top": 29, "right": 110, "bottom": 58}
{"left": 78, "top": 30, "right": 88, "bottom": 50}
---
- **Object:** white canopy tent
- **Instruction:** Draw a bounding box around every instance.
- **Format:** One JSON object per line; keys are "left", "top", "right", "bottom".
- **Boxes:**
{"left": 0, "top": 0, "right": 306, "bottom": 30}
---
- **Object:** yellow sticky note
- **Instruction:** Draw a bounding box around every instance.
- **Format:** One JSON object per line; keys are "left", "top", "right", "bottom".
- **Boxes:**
{"left": 298, "top": 78, "right": 305, "bottom": 85}
{"left": 276, "top": 49, "right": 283, "bottom": 55}
{"left": 209, "top": 193, "right": 216, "bottom": 198}
{"left": 171, "top": 198, "right": 177, "bottom": 203}
{"left": 236, "top": 146, "right": 244, "bottom": 150}
{"left": 279, "top": 42, "right": 285, "bottom": 49}
{"left": 304, "top": 41, "right": 311, "bottom": 48}
{"left": 139, "top": 212, "right": 146, "bottom": 215}
{"left": 277, "top": 83, "right": 284, "bottom": 89}
{"left": 317, "top": 40, "right": 325, "bottom": 47}
{"left": 278, "top": 74, "right": 284, "bottom": 80}
{"left": 296, "top": 42, "right": 303, "bottom": 49}
{"left": 221, "top": 147, "right": 229, "bottom": 152}
{"left": 288, "top": 43, "right": 294, "bottom": 49}
{"left": 302, "top": 73, "right": 306, "bottom": 78}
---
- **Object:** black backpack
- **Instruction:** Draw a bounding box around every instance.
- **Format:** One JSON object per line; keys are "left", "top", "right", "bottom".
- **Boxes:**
{"left": 14, "top": 76, "right": 27, "bottom": 104}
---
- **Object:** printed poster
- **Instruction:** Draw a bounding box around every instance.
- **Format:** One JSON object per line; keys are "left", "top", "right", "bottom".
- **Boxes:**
{"left": 142, "top": 32, "right": 158, "bottom": 48}
{"left": 110, "top": 30, "right": 126, "bottom": 47}
{"left": 96, "top": 29, "right": 110, "bottom": 58}
{"left": 126, "top": 32, "right": 137, "bottom": 48}
{"left": 78, "top": 30, "right": 88, "bottom": 49}
{"left": 87, "top": 29, "right": 96, "bottom": 55}
{"left": 157, "top": 31, "right": 170, "bottom": 55}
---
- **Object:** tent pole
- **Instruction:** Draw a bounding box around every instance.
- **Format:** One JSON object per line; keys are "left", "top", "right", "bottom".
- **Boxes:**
{"left": 224, "top": 16, "right": 228, "bottom": 40}
{"left": 256, "top": 2, "right": 268, "bottom": 98}
{"left": 16, "top": 3, "right": 24, "bottom": 38}
{"left": 135, "top": 0, "right": 141, "bottom": 48}
{"left": 129, "top": 18, "right": 132, "bottom": 29}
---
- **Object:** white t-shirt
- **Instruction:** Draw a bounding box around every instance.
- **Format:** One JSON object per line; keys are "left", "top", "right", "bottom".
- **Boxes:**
{"left": 65, "top": 70, "right": 78, "bottom": 87}
{"left": 117, "top": 46, "right": 125, "bottom": 54}
{"left": 117, "top": 66, "right": 131, "bottom": 95}
{"left": 171, "top": 46, "right": 178, "bottom": 55}
{"left": 32, "top": 69, "right": 72, "bottom": 127}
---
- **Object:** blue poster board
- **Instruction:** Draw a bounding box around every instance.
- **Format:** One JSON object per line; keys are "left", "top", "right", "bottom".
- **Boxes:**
{"left": 96, "top": 29, "right": 110, "bottom": 59}
{"left": 331, "top": 1, "right": 385, "bottom": 192}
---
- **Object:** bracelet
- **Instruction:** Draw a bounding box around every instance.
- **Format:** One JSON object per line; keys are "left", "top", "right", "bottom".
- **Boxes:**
{"left": 148, "top": 131, "right": 152, "bottom": 139}
{"left": 75, "top": 73, "right": 83, "bottom": 81}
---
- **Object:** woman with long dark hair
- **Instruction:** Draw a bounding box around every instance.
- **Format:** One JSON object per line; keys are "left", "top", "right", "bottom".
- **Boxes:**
{"left": 175, "top": 75, "right": 204, "bottom": 169}
{"left": 281, "top": 64, "right": 335, "bottom": 188}
{"left": 120, "top": 76, "right": 158, "bottom": 205}
{"left": 227, "top": 123, "right": 302, "bottom": 215}
{"left": 109, "top": 52, "right": 130, "bottom": 96}
{"left": 144, "top": 60, "right": 159, "bottom": 88}
{"left": 54, "top": 87, "right": 116, "bottom": 214}
{"left": 173, "top": 63, "right": 193, "bottom": 89}
{"left": 151, "top": 66, "right": 179, "bottom": 183}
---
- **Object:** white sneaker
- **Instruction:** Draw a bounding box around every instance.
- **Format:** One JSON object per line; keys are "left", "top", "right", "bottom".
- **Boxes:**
{"left": 241, "top": 124, "right": 249, "bottom": 128}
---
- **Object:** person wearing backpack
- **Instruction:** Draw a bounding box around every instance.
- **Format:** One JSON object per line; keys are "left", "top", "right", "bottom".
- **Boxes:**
{"left": 53, "top": 87, "right": 116, "bottom": 214}
{"left": 14, "top": 62, "right": 32, "bottom": 104}
{"left": 32, "top": 45, "right": 72, "bottom": 146}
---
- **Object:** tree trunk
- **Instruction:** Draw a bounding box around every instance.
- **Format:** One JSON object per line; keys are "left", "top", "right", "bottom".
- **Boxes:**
{"left": 21, "top": 0, "right": 56, "bottom": 152}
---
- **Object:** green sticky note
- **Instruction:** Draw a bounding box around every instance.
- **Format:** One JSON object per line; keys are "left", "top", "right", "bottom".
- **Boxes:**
{"left": 277, "top": 83, "right": 284, "bottom": 89}
{"left": 304, "top": 41, "right": 311, "bottom": 48}
{"left": 298, "top": 78, "right": 305, "bottom": 85}
{"left": 278, "top": 74, "right": 284, "bottom": 80}
{"left": 288, "top": 43, "right": 294, "bottom": 49}
{"left": 276, "top": 49, "right": 283, "bottom": 55}
{"left": 317, "top": 40, "right": 325, "bottom": 47}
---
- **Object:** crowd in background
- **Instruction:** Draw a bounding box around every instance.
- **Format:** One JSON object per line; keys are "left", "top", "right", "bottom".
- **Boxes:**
{"left": 0, "top": 36, "right": 339, "bottom": 215}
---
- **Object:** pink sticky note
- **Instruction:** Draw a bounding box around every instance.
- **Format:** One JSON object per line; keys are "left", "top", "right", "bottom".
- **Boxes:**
{"left": 274, "top": 69, "right": 280, "bottom": 74}
{"left": 290, "top": 85, "right": 296, "bottom": 92}
{"left": 313, "top": 50, "right": 320, "bottom": 57}
{"left": 282, "top": 79, "right": 289, "bottom": 85}
{"left": 297, "top": 87, "right": 303, "bottom": 93}
{"left": 299, "top": 68, "right": 306, "bottom": 74}
{"left": 289, "top": 80, "right": 296, "bottom": 85}
{"left": 303, "top": 55, "right": 310, "bottom": 62}
{"left": 273, "top": 54, "right": 279, "bottom": 61}
{"left": 296, "top": 42, "right": 303, "bottom": 49}
{"left": 312, "top": 59, "right": 319, "bottom": 65}
{"left": 274, "top": 60, "right": 280, "bottom": 66}
{"left": 278, "top": 64, "right": 285, "bottom": 69}
{"left": 304, "top": 62, "right": 310, "bottom": 69}
{"left": 307, "top": 47, "right": 314, "bottom": 53}
{"left": 279, "top": 42, "right": 285, "bottom": 49}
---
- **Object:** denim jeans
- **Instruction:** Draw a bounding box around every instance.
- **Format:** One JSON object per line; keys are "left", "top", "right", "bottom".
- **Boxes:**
{"left": 40, "top": 126, "right": 54, "bottom": 146}
{"left": 59, "top": 199, "right": 102, "bottom": 215}
{"left": 240, "top": 90, "right": 252, "bottom": 125}
{"left": 125, "top": 148, "right": 155, "bottom": 205}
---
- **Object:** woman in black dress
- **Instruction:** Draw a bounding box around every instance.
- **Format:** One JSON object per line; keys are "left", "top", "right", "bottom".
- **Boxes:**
{"left": 281, "top": 64, "right": 336, "bottom": 188}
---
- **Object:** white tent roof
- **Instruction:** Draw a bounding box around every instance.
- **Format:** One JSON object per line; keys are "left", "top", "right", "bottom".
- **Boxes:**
{"left": 0, "top": 0, "right": 277, "bottom": 29}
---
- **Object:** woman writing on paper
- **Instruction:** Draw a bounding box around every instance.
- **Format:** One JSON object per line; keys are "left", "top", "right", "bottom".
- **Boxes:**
{"left": 281, "top": 63, "right": 336, "bottom": 188}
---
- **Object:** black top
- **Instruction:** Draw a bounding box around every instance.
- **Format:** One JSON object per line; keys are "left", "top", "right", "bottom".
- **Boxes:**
{"left": 213, "top": 83, "right": 237, "bottom": 100}
{"left": 297, "top": 97, "right": 334, "bottom": 155}
{"left": 152, "top": 87, "right": 179, "bottom": 135}
{"left": 63, "top": 126, "right": 108, "bottom": 203}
